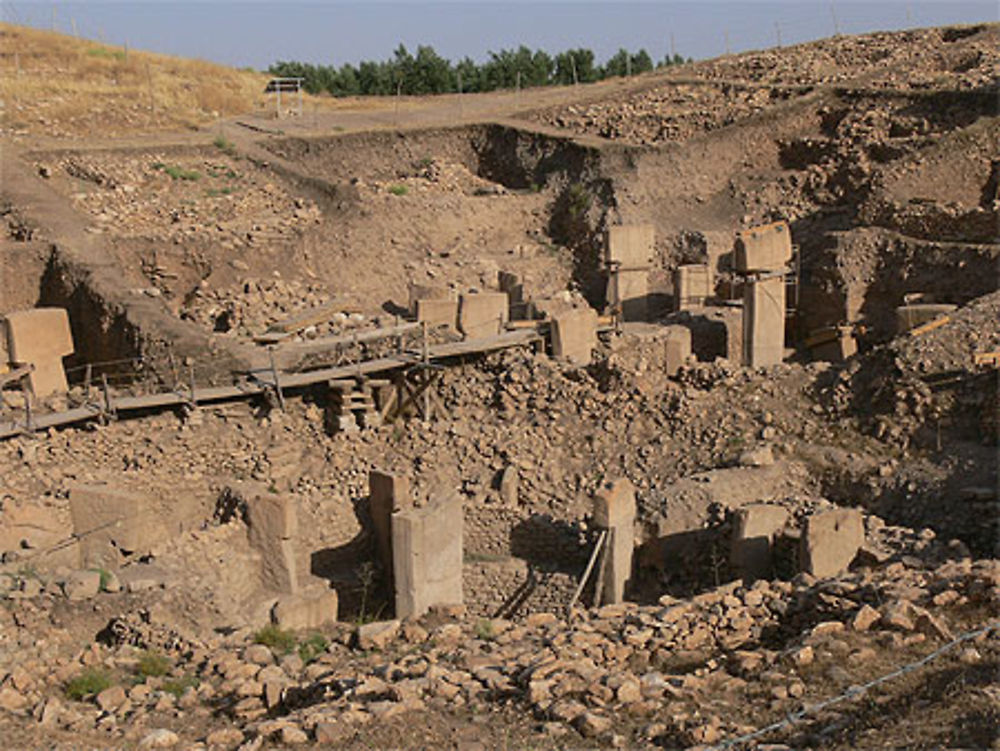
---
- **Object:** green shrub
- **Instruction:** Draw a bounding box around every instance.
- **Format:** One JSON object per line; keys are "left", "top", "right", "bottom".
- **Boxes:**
{"left": 567, "top": 181, "right": 590, "bottom": 219}
{"left": 135, "top": 651, "right": 170, "bottom": 678}
{"left": 213, "top": 135, "right": 236, "bottom": 155}
{"left": 387, "top": 184, "right": 408, "bottom": 196}
{"left": 297, "top": 633, "right": 329, "bottom": 664}
{"left": 65, "top": 668, "right": 112, "bottom": 701}
{"left": 163, "top": 165, "right": 201, "bottom": 181}
{"left": 87, "top": 47, "right": 125, "bottom": 61}
{"left": 161, "top": 674, "right": 199, "bottom": 698}
{"left": 474, "top": 619, "right": 495, "bottom": 640}
{"left": 90, "top": 567, "right": 112, "bottom": 592}
{"left": 253, "top": 624, "right": 296, "bottom": 654}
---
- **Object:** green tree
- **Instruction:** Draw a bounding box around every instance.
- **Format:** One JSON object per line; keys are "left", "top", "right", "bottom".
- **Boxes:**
{"left": 455, "top": 56, "right": 480, "bottom": 92}
{"left": 330, "top": 63, "right": 360, "bottom": 97}
{"left": 358, "top": 60, "right": 393, "bottom": 95}
{"left": 631, "top": 49, "right": 654, "bottom": 74}
{"left": 529, "top": 48, "right": 555, "bottom": 86}
{"left": 603, "top": 48, "right": 631, "bottom": 78}
{"left": 413, "top": 45, "right": 453, "bottom": 93}
{"left": 554, "top": 48, "right": 597, "bottom": 85}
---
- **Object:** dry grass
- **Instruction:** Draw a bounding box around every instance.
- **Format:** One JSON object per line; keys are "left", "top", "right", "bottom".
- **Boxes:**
{"left": 0, "top": 23, "right": 301, "bottom": 137}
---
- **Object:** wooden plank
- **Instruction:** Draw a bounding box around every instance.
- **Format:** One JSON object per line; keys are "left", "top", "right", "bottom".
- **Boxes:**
{"left": 0, "top": 364, "right": 32, "bottom": 388}
{"left": 270, "top": 322, "right": 421, "bottom": 366}
{"left": 250, "top": 354, "right": 415, "bottom": 389}
{"left": 264, "top": 303, "right": 348, "bottom": 335}
{"left": 0, "top": 323, "right": 543, "bottom": 440}
{"left": 973, "top": 351, "right": 1000, "bottom": 368}
{"left": 909, "top": 315, "right": 950, "bottom": 337}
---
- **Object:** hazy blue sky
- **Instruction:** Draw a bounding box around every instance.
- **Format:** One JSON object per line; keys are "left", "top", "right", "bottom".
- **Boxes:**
{"left": 3, "top": 1, "right": 996, "bottom": 70}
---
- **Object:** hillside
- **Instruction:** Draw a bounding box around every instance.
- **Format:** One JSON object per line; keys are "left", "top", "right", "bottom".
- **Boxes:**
{"left": 0, "top": 23, "right": 274, "bottom": 137}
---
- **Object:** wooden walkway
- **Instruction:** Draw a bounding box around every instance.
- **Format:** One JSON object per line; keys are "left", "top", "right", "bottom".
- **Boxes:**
{"left": 0, "top": 328, "right": 542, "bottom": 440}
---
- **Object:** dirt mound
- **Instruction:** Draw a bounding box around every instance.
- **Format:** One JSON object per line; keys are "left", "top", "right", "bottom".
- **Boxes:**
{"left": 533, "top": 24, "right": 1000, "bottom": 146}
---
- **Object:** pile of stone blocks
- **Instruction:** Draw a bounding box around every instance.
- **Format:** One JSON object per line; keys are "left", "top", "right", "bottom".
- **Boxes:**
{"left": 458, "top": 292, "right": 509, "bottom": 339}
{"left": 592, "top": 478, "right": 636, "bottom": 604}
{"left": 734, "top": 221, "right": 793, "bottom": 273}
{"left": 324, "top": 379, "right": 381, "bottom": 434}
{"left": 2, "top": 308, "right": 74, "bottom": 398}
{"left": 606, "top": 224, "right": 654, "bottom": 322}
{"left": 551, "top": 307, "right": 598, "bottom": 366}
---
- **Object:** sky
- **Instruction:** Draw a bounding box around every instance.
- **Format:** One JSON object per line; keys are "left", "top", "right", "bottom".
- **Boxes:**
{"left": 2, "top": 1, "right": 997, "bottom": 70}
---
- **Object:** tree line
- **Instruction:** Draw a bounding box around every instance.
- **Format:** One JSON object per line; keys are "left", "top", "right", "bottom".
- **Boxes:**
{"left": 268, "top": 45, "right": 691, "bottom": 97}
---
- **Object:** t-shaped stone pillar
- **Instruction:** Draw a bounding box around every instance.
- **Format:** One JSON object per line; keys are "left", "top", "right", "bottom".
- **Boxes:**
{"left": 592, "top": 478, "right": 636, "bottom": 605}
{"left": 3, "top": 308, "right": 74, "bottom": 398}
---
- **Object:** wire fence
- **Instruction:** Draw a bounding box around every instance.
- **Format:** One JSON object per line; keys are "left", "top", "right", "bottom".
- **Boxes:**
{"left": 707, "top": 619, "right": 1000, "bottom": 750}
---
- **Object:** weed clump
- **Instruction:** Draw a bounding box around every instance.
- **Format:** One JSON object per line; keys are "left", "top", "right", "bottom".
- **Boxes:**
{"left": 213, "top": 135, "right": 236, "bottom": 155}
{"left": 161, "top": 674, "right": 199, "bottom": 698}
{"left": 253, "top": 624, "right": 296, "bottom": 654}
{"left": 475, "top": 618, "right": 496, "bottom": 640}
{"left": 64, "top": 668, "right": 112, "bottom": 701}
{"left": 297, "top": 633, "right": 329, "bottom": 664}
{"left": 155, "top": 163, "right": 201, "bottom": 181}
{"left": 387, "top": 184, "right": 408, "bottom": 196}
{"left": 134, "top": 651, "right": 170, "bottom": 678}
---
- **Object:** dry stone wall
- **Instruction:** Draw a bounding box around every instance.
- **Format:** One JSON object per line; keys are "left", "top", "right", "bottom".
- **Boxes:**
{"left": 463, "top": 559, "right": 579, "bottom": 618}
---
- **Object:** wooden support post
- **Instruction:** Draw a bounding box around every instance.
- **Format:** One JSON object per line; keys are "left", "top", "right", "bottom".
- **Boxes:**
{"left": 167, "top": 350, "right": 179, "bottom": 388}
{"left": 566, "top": 530, "right": 607, "bottom": 617}
{"left": 421, "top": 322, "right": 430, "bottom": 419}
{"left": 83, "top": 363, "right": 93, "bottom": 400}
{"left": 101, "top": 373, "right": 114, "bottom": 422}
{"left": 188, "top": 361, "right": 197, "bottom": 407}
{"left": 592, "top": 529, "right": 611, "bottom": 609}
{"left": 268, "top": 347, "right": 286, "bottom": 411}
{"left": 23, "top": 391, "right": 33, "bottom": 433}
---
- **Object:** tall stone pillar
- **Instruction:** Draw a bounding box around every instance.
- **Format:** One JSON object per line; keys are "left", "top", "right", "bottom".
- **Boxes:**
{"left": 369, "top": 470, "right": 411, "bottom": 579}
{"left": 391, "top": 489, "right": 463, "bottom": 618}
{"left": 742, "top": 274, "right": 785, "bottom": 368}
{"left": 593, "top": 478, "right": 636, "bottom": 604}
